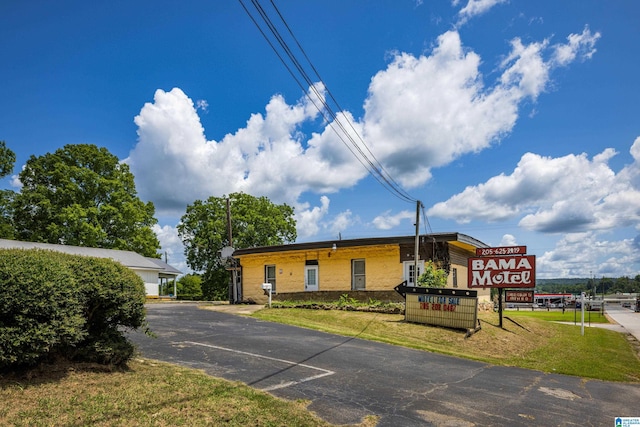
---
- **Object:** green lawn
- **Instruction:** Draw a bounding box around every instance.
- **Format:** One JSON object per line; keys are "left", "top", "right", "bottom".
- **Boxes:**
{"left": 505, "top": 308, "right": 608, "bottom": 323}
{"left": 252, "top": 307, "right": 640, "bottom": 382}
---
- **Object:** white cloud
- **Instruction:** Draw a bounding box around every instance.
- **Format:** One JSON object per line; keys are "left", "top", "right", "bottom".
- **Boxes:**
{"left": 454, "top": 0, "right": 508, "bottom": 26}
{"left": 499, "top": 234, "right": 518, "bottom": 246}
{"left": 195, "top": 99, "right": 209, "bottom": 112}
{"left": 152, "top": 224, "right": 189, "bottom": 274}
{"left": 372, "top": 210, "right": 414, "bottom": 230}
{"left": 330, "top": 210, "right": 354, "bottom": 236}
{"left": 536, "top": 232, "right": 639, "bottom": 278}
{"left": 125, "top": 85, "right": 367, "bottom": 216}
{"left": 295, "top": 196, "right": 330, "bottom": 239}
{"left": 428, "top": 141, "right": 640, "bottom": 234}
{"left": 362, "top": 27, "right": 597, "bottom": 189}
{"left": 551, "top": 26, "right": 601, "bottom": 67}
{"left": 127, "top": 24, "right": 598, "bottom": 215}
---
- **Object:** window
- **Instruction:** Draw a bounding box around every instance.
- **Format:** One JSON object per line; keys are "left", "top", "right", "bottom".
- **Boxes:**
{"left": 452, "top": 268, "right": 458, "bottom": 288}
{"left": 265, "top": 265, "right": 276, "bottom": 293}
{"left": 352, "top": 259, "right": 366, "bottom": 290}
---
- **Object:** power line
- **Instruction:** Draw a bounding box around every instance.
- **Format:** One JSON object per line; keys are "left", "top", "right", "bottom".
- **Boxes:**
{"left": 238, "top": 0, "right": 418, "bottom": 204}
{"left": 421, "top": 203, "right": 433, "bottom": 234}
{"left": 266, "top": 0, "right": 414, "bottom": 202}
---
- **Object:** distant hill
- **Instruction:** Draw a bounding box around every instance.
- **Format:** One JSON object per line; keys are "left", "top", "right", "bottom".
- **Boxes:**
{"left": 536, "top": 278, "right": 589, "bottom": 286}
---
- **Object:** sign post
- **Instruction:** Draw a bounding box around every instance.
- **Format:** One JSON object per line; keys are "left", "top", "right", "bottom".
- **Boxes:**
{"left": 468, "top": 246, "right": 536, "bottom": 328}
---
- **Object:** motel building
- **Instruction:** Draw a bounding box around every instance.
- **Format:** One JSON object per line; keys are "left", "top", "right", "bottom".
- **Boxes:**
{"left": 232, "top": 232, "right": 492, "bottom": 305}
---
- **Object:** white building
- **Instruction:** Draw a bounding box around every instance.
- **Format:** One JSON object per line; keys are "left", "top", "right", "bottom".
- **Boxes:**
{"left": 0, "top": 239, "right": 181, "bottom": 297}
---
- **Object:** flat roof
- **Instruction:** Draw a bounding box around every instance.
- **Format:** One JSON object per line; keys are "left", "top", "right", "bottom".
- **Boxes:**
{"left": 233, "top": 232, "right": 487, "bottom": 256}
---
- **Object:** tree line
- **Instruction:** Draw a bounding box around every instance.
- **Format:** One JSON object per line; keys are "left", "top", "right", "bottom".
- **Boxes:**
{"left": 0, "top": 141, "right": 296, "bottom": 300}
{"left": 537, "top": 276, "right": 640, "bottom": 295}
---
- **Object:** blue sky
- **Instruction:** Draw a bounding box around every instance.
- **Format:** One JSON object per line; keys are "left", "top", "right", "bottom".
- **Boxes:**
{"left": 1, "top": 0, "right": 639, "bottom": 279}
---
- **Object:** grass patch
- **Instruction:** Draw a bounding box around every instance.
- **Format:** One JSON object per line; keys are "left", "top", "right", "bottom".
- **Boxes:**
{"left": 0, "top": 359, "right": 376, "bottom": 427}
{"left": 505, "top": 308, "right": 608, "bottom": 323}
{"left": 252, "top": 308, "right": 640, "bottom": 382}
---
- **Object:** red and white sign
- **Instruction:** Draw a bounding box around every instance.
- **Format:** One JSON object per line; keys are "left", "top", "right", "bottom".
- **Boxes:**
{"left": 476, "top": 246, "right": 527, "bottom": 256}
{"left": 505, "top": 290, "right": 534, "bottom": 303}
{"left": 468, "top": 255, "right": 536, "bottom": 288}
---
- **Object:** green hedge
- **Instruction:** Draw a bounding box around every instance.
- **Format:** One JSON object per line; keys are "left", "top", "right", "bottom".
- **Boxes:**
{"left": 0, "top": 249, "right": 147, "bottom": 370}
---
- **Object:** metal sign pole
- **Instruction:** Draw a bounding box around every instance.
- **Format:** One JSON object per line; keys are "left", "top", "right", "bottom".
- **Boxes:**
{"left": 581, "top": 292, "right": 585, "bottom": 336}
{"left": 498, "top": 288, "right": 503, "bottom": 328}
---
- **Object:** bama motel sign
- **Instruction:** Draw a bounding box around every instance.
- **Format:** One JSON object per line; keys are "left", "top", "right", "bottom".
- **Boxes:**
{"left": 467, "top": 252, "right": 536, "bottom": 288}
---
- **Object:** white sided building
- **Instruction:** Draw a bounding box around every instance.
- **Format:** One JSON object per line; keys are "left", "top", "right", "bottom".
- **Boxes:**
{"left": 0, "top": 238, "right": 181, "bottom": 297}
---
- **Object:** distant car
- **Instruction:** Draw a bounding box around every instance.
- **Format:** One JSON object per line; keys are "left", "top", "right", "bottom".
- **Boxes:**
{"left": 549, "top": 303, "right": 557, "bottom": 308}
{"left": 622, "top": 302, "right": 631, "bottom": 308}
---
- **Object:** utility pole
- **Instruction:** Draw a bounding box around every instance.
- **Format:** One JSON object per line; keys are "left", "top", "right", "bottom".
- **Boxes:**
{"left": 414, "top": 200, "right": 421, "bottom": 286}
{"left": 226, "top": 198, "right": 237, "bottom": 304}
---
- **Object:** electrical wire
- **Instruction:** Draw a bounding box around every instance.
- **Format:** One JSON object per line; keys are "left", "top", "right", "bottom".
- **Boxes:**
{"left": 238, "top": 0, "right": 418, "bottom": 204}
{"left": 421, "top": 202, "right": 433, "bottom": 234}
{"left": 267, "top": 0, "right": 415, "bottom": 203}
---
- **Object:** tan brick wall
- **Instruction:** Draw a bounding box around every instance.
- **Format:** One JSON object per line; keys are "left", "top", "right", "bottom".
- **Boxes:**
{"left": 237, "top": 244, "right": 403, "bottom": 303}
{"left": 237, "top": 243, "right": 490, "bottom": 304}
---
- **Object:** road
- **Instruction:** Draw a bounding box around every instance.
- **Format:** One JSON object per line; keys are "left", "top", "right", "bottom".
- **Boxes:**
{"left": 605, "top": 304, "right": 640, "bottom": 342}
{"left": 129, "top": 303, "right": 640, "bottom": 426}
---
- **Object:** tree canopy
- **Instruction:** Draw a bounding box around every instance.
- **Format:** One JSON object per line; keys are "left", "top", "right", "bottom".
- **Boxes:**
{"left": 12, "top": 144, "right": 160, "bottom": 257}
{"left": 0, "top": 141, "right": 15, "bottom": 179}
{"left": 0, "top": 141, "right": 16, "bottom": 238}
{"left": 178, "top": 192, "right": 296, "bottom": 299}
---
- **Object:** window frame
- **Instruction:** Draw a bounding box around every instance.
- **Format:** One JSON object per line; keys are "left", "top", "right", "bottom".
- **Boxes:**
{"left": 265, "top": 264, "right": 277, "bottom": 294}
{"left": 351, "top": 259, "right": 366, "bottom": 290}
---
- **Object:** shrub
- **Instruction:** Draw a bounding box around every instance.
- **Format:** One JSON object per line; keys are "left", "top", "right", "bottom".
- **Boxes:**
{"left": 0, "top": 249, "right": 147, "bottom": 370}
{"left": 65, "top": 256, "right": 146, "bottom": 364}
{"left": 0, "top": 250, "right": 85, "bottom": 368}
{"left": 417, "top": 261, "right": 448, "bottom": 288}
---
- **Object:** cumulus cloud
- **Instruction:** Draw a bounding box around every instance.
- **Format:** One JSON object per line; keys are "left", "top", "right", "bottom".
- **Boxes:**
{"left": 372, "top": 210, "right": 415, "bottom": 230}
{"left": 152, "top": 224, "right": 189, "bottom": 274}
{"left": 536, "top": 231, "right": 640, "bottom": 278}
{"left": 362, "top": 27, "right": 598, "bottom": 189}
{"left": 499, "top": 234, "right": 518, "bottom": 246}
{"left": 127, "top": 24, "right": 597, "bottom": 217}
{"left": 428, "top": 140, "right": 640, "bottom": 234}
{"left": 125, "top": 85, "right": 368, "bottom": 216}
{"left": 294, "top": 196, "right": 357, "bottom": 240}
{"left": 295, "top": 196, "right": 331, "bottom": 239}
{"left": 329, "top": 210, "right": 355, "bottom": 236}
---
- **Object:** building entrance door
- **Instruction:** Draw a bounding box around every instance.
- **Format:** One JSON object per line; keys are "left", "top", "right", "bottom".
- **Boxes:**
{"left": 305, "top": 265, "right": 318, "bottom": 291}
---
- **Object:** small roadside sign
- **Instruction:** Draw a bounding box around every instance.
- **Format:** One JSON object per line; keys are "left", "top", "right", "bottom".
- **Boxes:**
{"left": 476, "top": 246, "right": 527, "bottom": 256}
{"left": 505, "top": 290, "right": 534, "bottom": 303}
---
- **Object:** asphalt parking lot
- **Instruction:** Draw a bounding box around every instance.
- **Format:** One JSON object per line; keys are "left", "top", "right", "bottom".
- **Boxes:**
{"left": 129, "top": 303, "right": 640, "bottom": 426}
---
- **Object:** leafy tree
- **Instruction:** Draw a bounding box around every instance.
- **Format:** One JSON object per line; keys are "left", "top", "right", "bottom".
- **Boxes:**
{"left": 0, "top": 141, "right": 16, "bottom": 238}
{"left": 178, "top": 192, "right": 296, "bottom": 300}
{"left": 12, "top": 144, "right": 160, "bottom": 257}
{"left": 0, "top": 190, "right": 15, "bottom": 239}
{"left": 177, "top": 274, "right": 203, "bottom": 296}
{"left": 0, "top": 141, "right": 15, "bottom": 179}
{"left": 163, "top": 273, "right": 204, "bottom": 300}
{"left": 417, "top": 260, "right": 448, "bottom": 288}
